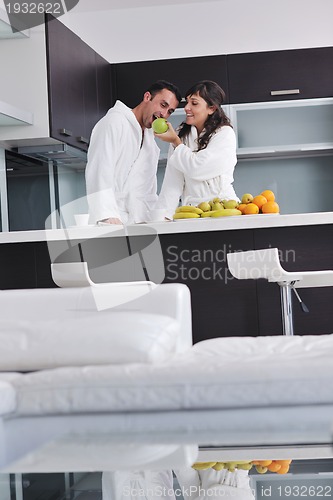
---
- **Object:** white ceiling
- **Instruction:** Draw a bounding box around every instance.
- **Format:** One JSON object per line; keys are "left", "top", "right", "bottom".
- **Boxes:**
{"left": 73, "top": 0, "right": 224, "bottom": 11}
{"left": 60, "top": 0, "right": 333, "bottom": 64}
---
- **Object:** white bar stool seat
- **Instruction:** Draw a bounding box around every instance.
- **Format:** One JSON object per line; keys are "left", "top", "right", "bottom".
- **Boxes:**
{"left": 51, "top": 262, "right": 157, "bottom": 310}
{"left": 51, "top": 262, "right": 154, "bottom": 289}
{"left": 227, "top": 248, "right": 333, "bottom": 335}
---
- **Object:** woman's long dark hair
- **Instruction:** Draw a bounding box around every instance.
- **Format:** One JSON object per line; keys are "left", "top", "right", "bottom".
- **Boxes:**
{"left": 178, "top": 80, "right": 231, "bottom": 151}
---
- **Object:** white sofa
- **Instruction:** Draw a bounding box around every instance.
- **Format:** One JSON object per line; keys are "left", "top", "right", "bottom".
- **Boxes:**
{"left": 1, "top": 282, "right": 333, "bottom": 473}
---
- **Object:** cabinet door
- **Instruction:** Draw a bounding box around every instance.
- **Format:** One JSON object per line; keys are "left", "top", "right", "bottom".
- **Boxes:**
{"left": 95, "top": 53, "right": 113, "bottom": 119}
{"left": 113, "top": 55, "right": 229, "bottom": 108}
{"left": 228, "top": 47, "right": 333, "bottom": 104}
{"left": 46, "top": 15, "right": 102, "bottom": 151}
{"left": 159, "top": 229, "right": 258, "bottom": 343}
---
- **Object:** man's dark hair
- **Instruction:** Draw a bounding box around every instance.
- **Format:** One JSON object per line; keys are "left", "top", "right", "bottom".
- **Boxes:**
{"left": 147, "top": 80, "right": 182, "bottom": 104}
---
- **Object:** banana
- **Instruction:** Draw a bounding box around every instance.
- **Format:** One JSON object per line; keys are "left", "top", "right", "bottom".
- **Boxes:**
{"left": 200, "top": 211, "right": 216, "bottom": 217}
{"left": 211, "top": 209, "right": 242, "bottom": 217}
{"left": 192, "top": 462, "right": 217, "bottom": 470}
{"left": 173, "top": 212, "right": 200, "bottom": 219}
{"left": 176, "top": 206, "right": 203, "bottom": 215}
{"left": 212, "top": 462, "right": 225, "bottom": 471}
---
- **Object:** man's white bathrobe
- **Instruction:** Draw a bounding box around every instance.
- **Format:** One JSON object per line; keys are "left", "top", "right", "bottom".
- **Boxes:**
{"left": 156, "top": 125, "right": 239, "bottom": 219}
{"left": 85, "top": 101, "right": 160, "bottom": 224}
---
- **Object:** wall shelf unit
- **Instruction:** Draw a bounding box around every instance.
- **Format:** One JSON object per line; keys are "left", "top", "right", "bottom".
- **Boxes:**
{"left": 229, "top": 97, "right": 333, "bottom": 160}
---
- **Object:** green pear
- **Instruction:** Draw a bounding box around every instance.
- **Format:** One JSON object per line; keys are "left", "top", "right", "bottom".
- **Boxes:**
{"left": 212, "top": 202, "right": 224, "bottom": 211}
{"left": 197, "top": 201, "right": 211, "bottom": 212}
{"left": 241, "top": 193, "right": 254, "bottom": 204}
{"left": 223, "top": 199, "right": 239, "bottom": 209}
{"left": 256, "top": 465, "right": 268, "bottom": 474}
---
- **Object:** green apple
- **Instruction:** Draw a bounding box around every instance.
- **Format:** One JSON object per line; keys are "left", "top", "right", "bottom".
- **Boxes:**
{"left": 152, "top": 118, "right": 168, "bottom": 134}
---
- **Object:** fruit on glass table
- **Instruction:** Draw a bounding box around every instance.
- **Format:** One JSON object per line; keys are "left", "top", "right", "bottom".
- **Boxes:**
{"left": 191, "top": 459, "right": 291, "bottom": 474}
{"left": 152, "top": 117, "right": 168, "bottom": 134}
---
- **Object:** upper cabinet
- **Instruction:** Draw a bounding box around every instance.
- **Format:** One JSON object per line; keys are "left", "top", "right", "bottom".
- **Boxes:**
{"left": 113, "top": 55, "right": 229, "bottom": 107}
{"left": 228, "top": 47, "right": 333, "bottom": 104}
{"left": 45, "top": 15, "right": 112, "bottom": 151}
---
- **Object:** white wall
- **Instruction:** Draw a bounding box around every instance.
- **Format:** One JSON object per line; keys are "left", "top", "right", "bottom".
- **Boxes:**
{"left": 59, "top": 0, "right": 333, "bottom": 63}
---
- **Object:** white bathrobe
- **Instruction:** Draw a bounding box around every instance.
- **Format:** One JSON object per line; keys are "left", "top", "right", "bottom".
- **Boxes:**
{"left": 175, "top": 467, "right": 255, "bottom": 500}
{"left": 102, "top": 470, "right": 176, "bottom": 500}
{"left": 85, "top": 100, "right": 160, "bottom": 224}
{"left": 156, "top": 125, "right": 239, "bottom": 219}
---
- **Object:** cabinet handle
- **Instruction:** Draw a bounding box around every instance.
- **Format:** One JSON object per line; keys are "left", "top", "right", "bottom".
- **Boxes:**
{"left": 77, "top": 136, "right": 89, "bottom": 145}
{"left": 270, "top": 89, "right": 300, "bottom": 96}
{"left": 59, "top": 128, "right": 73, "bottom": 136}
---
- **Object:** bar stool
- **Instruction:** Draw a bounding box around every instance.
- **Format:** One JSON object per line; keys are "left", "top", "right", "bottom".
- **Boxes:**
{"left": 227, "top": 248, "right": 333, "bottom": 336}
{"left": 51, "top": 262, "right": 156, "bottom": 310}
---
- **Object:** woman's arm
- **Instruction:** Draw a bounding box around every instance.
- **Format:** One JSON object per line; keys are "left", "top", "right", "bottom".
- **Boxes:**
{"left": 169, "top": 127, "right": 237, "bottom": 182}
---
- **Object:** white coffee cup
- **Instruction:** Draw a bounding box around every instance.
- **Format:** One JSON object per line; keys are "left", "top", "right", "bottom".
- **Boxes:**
{"left": 148, "top": 208, "right": 166, "bottom": 222}
{"left": 74, "top": 213, "right": 90, "bottom": 226}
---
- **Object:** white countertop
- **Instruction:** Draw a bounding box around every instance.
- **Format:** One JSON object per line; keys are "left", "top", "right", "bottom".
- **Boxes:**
{"left": 1, "top": 211, "right": 333, "bottom": 243}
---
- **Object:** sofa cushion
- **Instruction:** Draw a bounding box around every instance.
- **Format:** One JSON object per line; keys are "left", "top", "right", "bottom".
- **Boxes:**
{"left": 12, "top": 334, "right": 333, "bottom": 416}
{"left": 0, "top": 312, "right": 180, "bottom": 371}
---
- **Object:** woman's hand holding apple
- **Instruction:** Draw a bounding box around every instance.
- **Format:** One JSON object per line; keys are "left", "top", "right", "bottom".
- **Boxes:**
{"left": 153, "top": 122, "right": 181, "bottom": 148}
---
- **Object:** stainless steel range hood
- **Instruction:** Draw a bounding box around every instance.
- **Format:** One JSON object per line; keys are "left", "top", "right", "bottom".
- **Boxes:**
{"left": 17, "top": 143, "right": 87, "bottom": 168}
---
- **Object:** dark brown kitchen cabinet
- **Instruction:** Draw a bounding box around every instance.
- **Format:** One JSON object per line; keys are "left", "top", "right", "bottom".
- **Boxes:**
{"left": 45, "top": 15, "right": 112, "bottom": 151}
{"left": 228, "top": 47, "right": 333, "bottom": 104}
{"left": 113, "top": 55, "right": 229, "bottom": 107}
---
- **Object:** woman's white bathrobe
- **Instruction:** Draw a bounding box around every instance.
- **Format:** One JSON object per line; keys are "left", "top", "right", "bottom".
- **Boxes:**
{"left": 85, "top": 100, "right": 160, "bottom": 224}
{"left": 156, "top": 125, "right": 239, "bottom": 219}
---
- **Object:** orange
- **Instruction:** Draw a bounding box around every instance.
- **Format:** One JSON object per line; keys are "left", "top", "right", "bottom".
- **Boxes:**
{"left": 276, "top": 465, "right": 290, "bottom": 474}
{"left": 243, "top": 203, "right": 259, "bottom": 215}
{"left": 237, "top": 203, "right": 247, "bottom": 214}
{"left": 252, "top": 195, "right": 267, "bottom": 209}
{"left": 267, "top": 462, "right": 282, "bottom": 472}
{"left": 257, "top": 460, "right": 272, "bottom": 466}
{"left": 261, "top": 189, "right": 275, "bottom": 202}
{"left": 261, "top": 201, "right": 280, "bottom": 213}
{"left": 275, "top": 460, "right": 292, "bottom": 465}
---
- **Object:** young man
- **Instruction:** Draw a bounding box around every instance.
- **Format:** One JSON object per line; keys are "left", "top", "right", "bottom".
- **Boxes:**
{"left": 85, "top": 80, "right": 181, "bottom": 225}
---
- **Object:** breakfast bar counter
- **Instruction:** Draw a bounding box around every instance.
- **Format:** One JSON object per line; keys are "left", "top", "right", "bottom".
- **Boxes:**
{"left": 1, "top": 211, "right": 333, "bottom": 341}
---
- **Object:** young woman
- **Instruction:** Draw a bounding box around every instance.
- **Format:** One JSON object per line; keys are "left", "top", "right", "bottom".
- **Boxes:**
{"left": 154, "top": 80, "right": 239, "bottom": 219}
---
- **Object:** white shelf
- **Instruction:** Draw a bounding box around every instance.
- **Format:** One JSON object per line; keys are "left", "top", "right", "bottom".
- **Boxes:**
{"left": 229, "top": 97, "right": 333, "bottom": 159}
{"left": 0, "top": 100, "right": 33, "bottom": 126}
